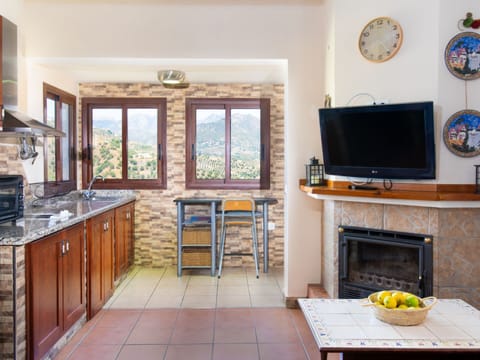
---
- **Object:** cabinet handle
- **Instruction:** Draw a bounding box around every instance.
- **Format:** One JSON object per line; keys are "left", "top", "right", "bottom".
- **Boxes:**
{"left": 126, "top": 211, "right": 130, "bottom": 220}
{"left": 66, "top": 240, "right": 70, "bottom": 252}
{"left": 104, "top": 220, "right": 109, "bottom": 231}
{"left": 61, "top": 241, "right": 66, "bottom": 256}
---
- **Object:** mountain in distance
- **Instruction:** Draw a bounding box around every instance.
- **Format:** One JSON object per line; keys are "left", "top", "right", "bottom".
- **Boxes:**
{"left": 197, "top": 112, "right": 260, "bottom": 158}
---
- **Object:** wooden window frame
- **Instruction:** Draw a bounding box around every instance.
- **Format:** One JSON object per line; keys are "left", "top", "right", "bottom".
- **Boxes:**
{"left": 42, "top": 83, "right": 77, "bottom": 196}
{"left": 81, "top": 97, "right": 167, "bottom": 190}
{"left": 185, "top": 98, "right": 270, "bottom": 190}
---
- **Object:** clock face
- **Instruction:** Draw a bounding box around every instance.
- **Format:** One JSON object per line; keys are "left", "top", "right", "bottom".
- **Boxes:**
{"left": 359, "top": 17, "right": 403, "bottom": 62}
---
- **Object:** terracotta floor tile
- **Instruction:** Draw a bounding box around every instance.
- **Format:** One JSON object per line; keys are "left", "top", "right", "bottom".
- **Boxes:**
{"left": 170, "top": 325, "right": 214, "bottom": 344}
{"left": 258, "top": 342, "right": 309, "bottom": 360}
{"left": 303, "top": 340, "right": 323, "bottom": 360}
{"left": 175, "top": 308, "right": 215, "bottom": 328}
{"left": 126, "top": 325, "right": 173, "bottom": 344}
{"left": 67, "top": 344, "right": 122, "bottom": 360}
{"left": 135, "top": 309, "right": 179, "bottom": 328}
{"left": 255, "top": 325, "right": 300, "bottom": 343}
{"left": 164, "top": 344, "right": 213, "bottom": 360}
{"left": 81, "top": 325, "right": 131, "bottom": 345}
{"left": 214, "top": 326, "right": 257, "bottom": 343}
{"left": 95, "top": 309, "right": 142, "bottom": 329}
{"left": 116, "top": 344, "right": 168, "bottom": 360}
{"left": 212, "top": 343, "right": 259, "bottom": 360}
{"left": 215, "top": 308, "right": 255, "bottom": 328}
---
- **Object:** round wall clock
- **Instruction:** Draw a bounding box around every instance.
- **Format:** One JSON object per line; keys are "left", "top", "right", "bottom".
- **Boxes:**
{"left": 358, "top": 16, "right": 403, "bottom": 62}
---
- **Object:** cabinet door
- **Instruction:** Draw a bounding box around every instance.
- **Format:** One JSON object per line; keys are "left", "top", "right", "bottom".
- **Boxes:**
{"left": 115, "top": 202, "right": 134, "bottom": 279}
{"left": 87, "top": 210, "right": 114, "bottom": 319}
{"left": 27, "top": 233, "right": 63, "bottom": 360}
{"left": 62, "top": 223, "right": 86, "bottom": 329}
{"left": 103, "top": 210, "right": 115, "bottom": 301}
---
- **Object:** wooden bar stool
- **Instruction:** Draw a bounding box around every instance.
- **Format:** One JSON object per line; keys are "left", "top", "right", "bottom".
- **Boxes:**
{"left": 217, "top": 198, "right": 259, "bottom": 278}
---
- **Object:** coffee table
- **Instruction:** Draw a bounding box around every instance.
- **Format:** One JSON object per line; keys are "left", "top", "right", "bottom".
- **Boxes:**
{"left": 298, "top": 298, "right": 480, "bottom": 360}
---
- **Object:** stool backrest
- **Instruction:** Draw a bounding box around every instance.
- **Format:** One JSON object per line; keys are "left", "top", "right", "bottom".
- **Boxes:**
{"left": 222, "top": 198, "right": 255, "bottom": 212}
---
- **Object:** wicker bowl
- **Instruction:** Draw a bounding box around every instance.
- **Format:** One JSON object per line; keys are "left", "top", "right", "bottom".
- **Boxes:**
{"left": 363, "top": 291, "right": 437, "bottom": 326}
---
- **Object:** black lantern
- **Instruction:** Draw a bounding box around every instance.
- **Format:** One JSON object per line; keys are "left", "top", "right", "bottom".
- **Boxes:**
{"left": 475, "top": 165, "right": 480, "bottom": 194}
{"left": 306, "top": 157, "right": 326, "bottom": 186}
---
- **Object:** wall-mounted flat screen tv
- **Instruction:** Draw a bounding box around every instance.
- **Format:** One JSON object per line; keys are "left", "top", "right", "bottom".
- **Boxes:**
{"left": 319, "top": 101, "right": 435, "bottom": 180}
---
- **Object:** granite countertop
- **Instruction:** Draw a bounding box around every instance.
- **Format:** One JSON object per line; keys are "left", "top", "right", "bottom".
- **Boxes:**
{"left": 0, "top": 190, "right": 137, "bottom": 246}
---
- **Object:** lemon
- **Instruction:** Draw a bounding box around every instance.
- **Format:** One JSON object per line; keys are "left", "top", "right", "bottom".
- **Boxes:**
{"left": 383, "top": 295, "right": 397, "bottom": 309}
{"left": 405, "top": 294, "right": 420, "bottom": 308}
{"left": 391, "top": 291, "right": 406, "bottom": 305}
{"left": 377, "top": 290, "right": 392, "bottom": 304}
{"left": 398, "top": 304, "right": 408, "bottom": 309}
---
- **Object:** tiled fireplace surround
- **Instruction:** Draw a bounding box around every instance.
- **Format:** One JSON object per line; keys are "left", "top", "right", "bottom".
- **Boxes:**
{"left": 321, "top": 199, "right": 480, "bottom": 310}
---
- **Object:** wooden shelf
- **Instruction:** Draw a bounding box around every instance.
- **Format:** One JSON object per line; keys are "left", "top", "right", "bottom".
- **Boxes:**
{"left": 299, "top": 179, "right": 480, "bottom": 202}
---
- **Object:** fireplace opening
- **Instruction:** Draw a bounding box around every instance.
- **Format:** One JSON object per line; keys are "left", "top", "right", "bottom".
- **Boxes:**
{"left": 338, "top": 226, "right": 433, "bottom": 299}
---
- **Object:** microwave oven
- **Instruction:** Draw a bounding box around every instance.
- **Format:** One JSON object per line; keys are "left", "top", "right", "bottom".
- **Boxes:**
{"left": 0, "top": 175, "right": 24, "bottom": 224}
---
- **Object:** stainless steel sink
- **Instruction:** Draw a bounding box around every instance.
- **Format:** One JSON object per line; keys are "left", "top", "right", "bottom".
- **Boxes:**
{"left": 24, "top": 213, "right": 55, "bottom": 220}
{"left": 86, "top": 196, "right": 119, "bottom": 202}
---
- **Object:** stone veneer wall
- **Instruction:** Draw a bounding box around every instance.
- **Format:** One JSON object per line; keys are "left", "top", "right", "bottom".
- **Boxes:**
{"left": 0, "top": 245, "right": 26, "bottom": 360}
{"left": 0, "top": 144, "right": 29, "bottom": 359}
{"left": 79, "top": 83, "right": 285, "bottom": 268}
{"left": 322, "top": 200, "right": 480, "bottom": 309}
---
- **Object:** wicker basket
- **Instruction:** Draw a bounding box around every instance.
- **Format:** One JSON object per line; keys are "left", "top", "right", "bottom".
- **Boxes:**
{"left": 182, "top": 248, "right": 211, "bottom": 266}
{"left": 183, "top": 228, "right": 211, "bottom": 245}
{"left": 363, "top": 292, "right": 437, "bottom": 326}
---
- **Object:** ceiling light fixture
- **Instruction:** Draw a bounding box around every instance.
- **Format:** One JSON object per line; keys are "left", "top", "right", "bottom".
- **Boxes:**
{"left": 158, "top": 69, "right": 186, "bottom": 85}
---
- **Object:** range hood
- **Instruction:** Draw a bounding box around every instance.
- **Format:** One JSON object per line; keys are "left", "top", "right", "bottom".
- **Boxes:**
{"left": 0, "top": 110, "right": 65, "bottom": 137}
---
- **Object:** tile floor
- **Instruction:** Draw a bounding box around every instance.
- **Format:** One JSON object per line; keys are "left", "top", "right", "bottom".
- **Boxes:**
{"left": 53, "top": 266, "right": 338, "bottom": 360}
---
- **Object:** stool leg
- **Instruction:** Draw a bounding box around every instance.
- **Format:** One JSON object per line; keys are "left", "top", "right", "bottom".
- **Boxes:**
{"left": 252, "top": 219, "right": 259, "bottom": 278}
{"left": 217, "top": 222, "right": 227, "bottom": 278}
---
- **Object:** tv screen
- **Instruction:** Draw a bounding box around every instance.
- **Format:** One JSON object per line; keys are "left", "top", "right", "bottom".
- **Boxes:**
{"left": 319, "top": 101, "right": 435, "bottom": 180}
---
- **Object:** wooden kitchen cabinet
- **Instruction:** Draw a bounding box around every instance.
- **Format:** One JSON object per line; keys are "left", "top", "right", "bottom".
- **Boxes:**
{"left": 87, "top": 209, "right": 114, "bottom": 319}
{"left": 114, "top": 201, "right": 135, "bottom": 280}
{"left": 26, "top": 222, "right": 85, "bottom": 360}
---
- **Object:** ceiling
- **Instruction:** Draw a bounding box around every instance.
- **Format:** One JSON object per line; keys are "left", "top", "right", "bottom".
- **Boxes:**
{"left": 29, "top": 57, "right": 288, "bottom": 84}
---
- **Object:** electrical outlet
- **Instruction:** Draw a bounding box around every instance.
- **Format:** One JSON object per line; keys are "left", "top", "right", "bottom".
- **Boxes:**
{"left": 268, "top": 222, "right": 275, "bottom": 231}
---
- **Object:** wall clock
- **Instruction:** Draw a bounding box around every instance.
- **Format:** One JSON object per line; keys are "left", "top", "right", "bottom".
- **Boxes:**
{"left": 358, "top": 16, "right": 403, "bottom": 62}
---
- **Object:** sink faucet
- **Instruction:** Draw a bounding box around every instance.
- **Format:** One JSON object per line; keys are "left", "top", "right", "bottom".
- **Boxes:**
{"left": 83, "top": 175, "right": 105, "bottom": 200}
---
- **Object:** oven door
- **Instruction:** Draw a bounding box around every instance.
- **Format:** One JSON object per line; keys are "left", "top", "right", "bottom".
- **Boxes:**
{"left": 0, "top": 175, "right": 24, "bottom": 224}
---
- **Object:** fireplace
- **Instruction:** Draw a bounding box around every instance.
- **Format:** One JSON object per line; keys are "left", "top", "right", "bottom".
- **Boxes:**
{"left": 338, "top": 226, "right": 433, "bottom": 299}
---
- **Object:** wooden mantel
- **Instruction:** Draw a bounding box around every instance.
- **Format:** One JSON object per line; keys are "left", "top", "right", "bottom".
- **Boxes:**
{"left": 299, "top": 179, "right": 480, "bottom": 202}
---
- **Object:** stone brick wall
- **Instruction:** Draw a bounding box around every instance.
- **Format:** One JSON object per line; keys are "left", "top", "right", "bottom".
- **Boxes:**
{"left": 322, "top": 200, "right": 480, "bottom": 309}
{"left": 79, "top": 83, "right": 285, "bottom": 268}
{"left": 0, "top": 245, "right": 26, "bottom": 360}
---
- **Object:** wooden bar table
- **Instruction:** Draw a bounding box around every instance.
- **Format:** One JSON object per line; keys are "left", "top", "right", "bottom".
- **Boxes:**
{"left": 174, "top": 197, "right": 277, "bottom": 276}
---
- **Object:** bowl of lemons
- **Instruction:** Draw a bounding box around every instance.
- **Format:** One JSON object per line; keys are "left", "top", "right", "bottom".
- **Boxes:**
{"left": 363, "top": 290, "right": 437, "bottom": 326}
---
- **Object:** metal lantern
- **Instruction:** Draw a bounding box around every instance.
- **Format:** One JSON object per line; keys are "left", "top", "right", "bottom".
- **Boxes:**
{"left": 306, "top": 157, "right": 326, "bottom": 186}
{"left": 475, "top": 165, "right": 480, "bottom": 194}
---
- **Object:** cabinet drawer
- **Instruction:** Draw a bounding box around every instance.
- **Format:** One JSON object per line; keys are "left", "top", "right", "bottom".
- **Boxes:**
{"left": 182, "top": 248, "right": 211, "bottom": 266}
{"left": 183, "top": 227, "right": 211, "bottom": 245}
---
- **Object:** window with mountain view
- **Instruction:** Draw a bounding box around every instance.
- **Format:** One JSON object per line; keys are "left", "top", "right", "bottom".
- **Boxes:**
{"left": 82, "top": 98, "right": 167, "bottom": 189}
{"left": 185, "top": 98, "right": 270, "bottom": 189}
{"left": 43, "top": 83, "right": 77, "bottom": 196}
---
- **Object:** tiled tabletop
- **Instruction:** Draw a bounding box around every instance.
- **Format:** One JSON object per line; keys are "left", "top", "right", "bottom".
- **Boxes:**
{"left": 298, "top": 298, "right": 480, "bottom": 356}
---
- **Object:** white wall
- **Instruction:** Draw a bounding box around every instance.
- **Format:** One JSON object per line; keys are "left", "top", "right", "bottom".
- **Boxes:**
{"left": 437, "top": 0, "right": 480, "bottom": 183}
{"left": 332, "top": 0, "right": 480, "bottom": 185}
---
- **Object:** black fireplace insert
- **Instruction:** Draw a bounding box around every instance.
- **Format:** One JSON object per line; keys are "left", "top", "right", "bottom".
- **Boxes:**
{"left": 338, "top": 226, "right": 433, "bottom": 299}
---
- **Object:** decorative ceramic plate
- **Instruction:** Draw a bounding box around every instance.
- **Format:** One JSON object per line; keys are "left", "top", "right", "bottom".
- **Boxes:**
{"left": 443, "top": 109, "right": 480, "bottom": 157}
{"left": 445, "top": 32, "right": 480, "bottom": 80}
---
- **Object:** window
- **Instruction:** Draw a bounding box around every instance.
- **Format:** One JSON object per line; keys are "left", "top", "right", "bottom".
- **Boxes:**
{"left": 81, "top": 98, "right": 167, "bottom": 189}
{"left": 43, "top": 83, "right": 76, "bottom": 195}
{"left": 185, "top": 98, "right": 270, "bottom": 189}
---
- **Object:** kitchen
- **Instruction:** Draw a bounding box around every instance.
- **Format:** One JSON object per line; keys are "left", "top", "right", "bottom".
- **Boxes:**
{"left": 2, "top": 1, "right": 480, "bottom": 359}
